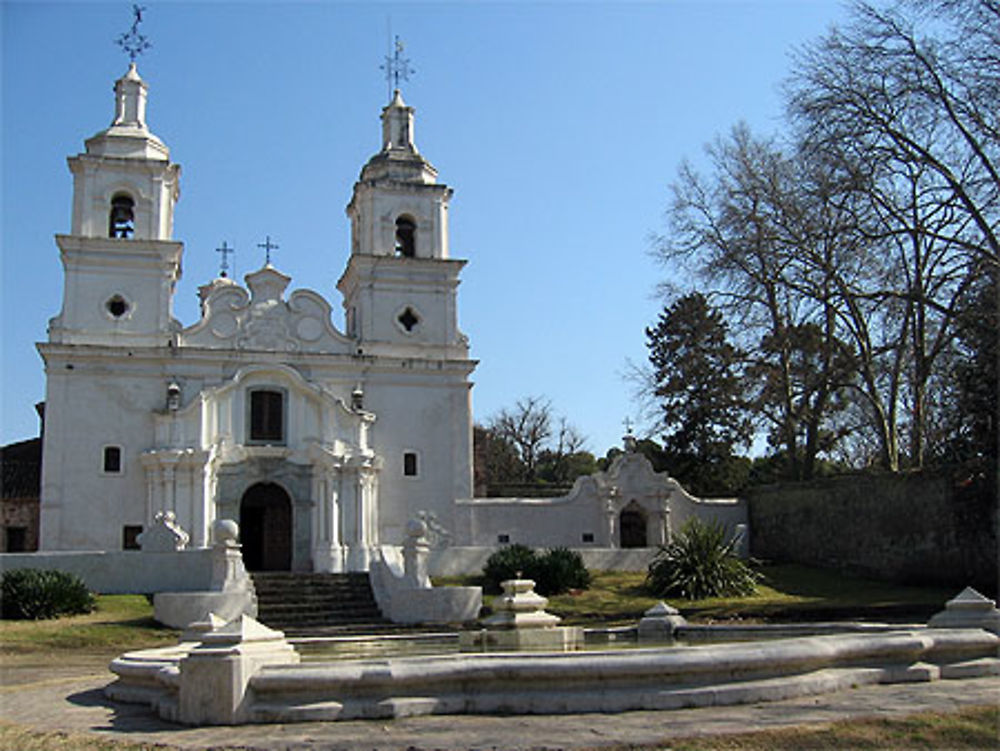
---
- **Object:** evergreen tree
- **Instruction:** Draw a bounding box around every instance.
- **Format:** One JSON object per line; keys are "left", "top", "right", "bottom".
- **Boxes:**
{"left": 645, "top": 293, "right": 752, "bottom": 474}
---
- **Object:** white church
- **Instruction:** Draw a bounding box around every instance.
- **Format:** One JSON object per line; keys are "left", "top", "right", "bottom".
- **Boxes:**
{"left": 39, "top": 62, "right": 475, "bottom": 573}
{"left": 35, "top": 62, "right": 745, "bottom": 578}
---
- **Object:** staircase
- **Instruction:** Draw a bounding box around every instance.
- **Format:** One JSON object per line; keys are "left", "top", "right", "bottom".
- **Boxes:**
{"left": 251, "top": 572, "right": 391, "bottom": 636}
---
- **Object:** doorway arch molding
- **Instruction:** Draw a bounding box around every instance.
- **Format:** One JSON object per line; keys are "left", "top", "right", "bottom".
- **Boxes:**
{"left": 216, "top": 458, "right": 315, "bottom": 572}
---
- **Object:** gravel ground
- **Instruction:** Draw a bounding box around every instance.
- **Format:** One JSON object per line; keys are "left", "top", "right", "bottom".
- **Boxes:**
{"left": 0, "top": 652, "right": 997, "bottom": 750}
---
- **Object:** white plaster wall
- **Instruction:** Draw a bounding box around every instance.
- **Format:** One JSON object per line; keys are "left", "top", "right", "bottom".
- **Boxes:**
{"left": 0, "top": 549, "right": 213, "bottom": 593}
{"left": 454, "top": 495, "right": 608, "bottom": 549}
{"left": 450, "top": 453, "right": 748, "bottom": 555}
{"left": 51, "top": 236, "right": 182, "bottom": 347}
{"left": 40, "top": 361, "right": 164, "bottom": 551}
{"left": 669, "top": 490, "right": 747, "bottom": 534}
{"left": 363, "top": 372, "right": 473, "bottom": 546}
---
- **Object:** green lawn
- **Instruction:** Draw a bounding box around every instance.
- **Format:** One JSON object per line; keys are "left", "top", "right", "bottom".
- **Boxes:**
{"left": 439, "top": 563, "right": 958, "bottom": 626}
{"left": 667, "top": 704, "right": 999, "bottom": 750}
{"left": 0, "top": 594, "right": 177, "bottom": 654}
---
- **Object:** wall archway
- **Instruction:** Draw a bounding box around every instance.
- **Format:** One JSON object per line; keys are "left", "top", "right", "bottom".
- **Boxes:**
{"left": 239, "top": 482, "right": 292, "bottom": 571}
{"left": 619, "top": 500, "right": 648, "bottom": 548}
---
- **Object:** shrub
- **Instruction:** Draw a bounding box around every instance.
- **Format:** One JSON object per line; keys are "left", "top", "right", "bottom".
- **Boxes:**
{"left": 482, "top": 544, "right": 539, "bottom": 593}
{"left": 482, "top": 544, "right": 592, "bottom": 596}
{"left": 534, "top": 547, "right": 591, "bottom": 595}
{"left": 645, "top": 519, "right": 759, "bottom": 600}
{"left": 0, "top": 569, "right": 96, "bottom": 620}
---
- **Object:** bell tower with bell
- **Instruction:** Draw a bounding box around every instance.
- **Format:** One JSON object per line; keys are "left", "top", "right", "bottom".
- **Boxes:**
{"left": 338, "top": 87, "right": 467, "bottom": 360}
{"left": 48, "top": 56, "right": 182, "bottom": 348}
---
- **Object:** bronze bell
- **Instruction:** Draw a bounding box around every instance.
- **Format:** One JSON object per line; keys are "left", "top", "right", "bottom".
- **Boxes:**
{"left": 109, "top": 196, "right": 135, "bottom": 238}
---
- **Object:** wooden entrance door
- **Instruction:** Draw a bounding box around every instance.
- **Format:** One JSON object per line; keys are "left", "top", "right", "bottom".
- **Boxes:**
{"left": 239, "top": 482, "right": 292, "bottom": 571}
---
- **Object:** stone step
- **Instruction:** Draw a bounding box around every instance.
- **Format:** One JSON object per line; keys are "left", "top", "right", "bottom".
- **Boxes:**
{"left": 249, "top": 572, "right": 390, "bottom": 633}
{"left": 255, "top": 590, "right": 375, "bottom": 603}
{"left": 255, "top": 590, "right": 374, "bottom": 602}
{"left": 264, "top": 617, "right": 384, "bottom": 629}
{"left": 257, "top": 603, "right": 382, "bottom": 618}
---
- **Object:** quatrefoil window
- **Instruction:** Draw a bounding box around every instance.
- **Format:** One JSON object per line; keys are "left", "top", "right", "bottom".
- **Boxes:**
{"left": 397, "top": 307, "right": 420, "bottom": 333}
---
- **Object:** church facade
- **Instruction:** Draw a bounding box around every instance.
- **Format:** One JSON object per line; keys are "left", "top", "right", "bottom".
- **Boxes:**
{"left": 38, "top": 64, "right": 476, "bottom": 573}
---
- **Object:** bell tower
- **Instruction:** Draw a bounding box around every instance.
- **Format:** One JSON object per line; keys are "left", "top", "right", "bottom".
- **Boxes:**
{"left": 338, "top": 90, "right": 467, "bottom": 359}
{"left": 48, "top": 63, "right": 182, "bottom": 347}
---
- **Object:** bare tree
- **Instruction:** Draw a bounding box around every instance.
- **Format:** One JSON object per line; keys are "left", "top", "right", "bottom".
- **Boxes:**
{"left": 788, "top": 1, "right": 999, "bottom": 266}
{"left": 659, "top": 126, "right": 854, "bottom": 477}
{"left": 786, "top": 0, "right": 997, "bottom": 467}
{"left": 489, "top": 396, "right": 554, "bottom": 481}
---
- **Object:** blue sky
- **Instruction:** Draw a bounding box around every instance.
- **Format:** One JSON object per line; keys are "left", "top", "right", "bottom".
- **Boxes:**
{"left": 1, "top": 1, "right": 849, "bottom": 456}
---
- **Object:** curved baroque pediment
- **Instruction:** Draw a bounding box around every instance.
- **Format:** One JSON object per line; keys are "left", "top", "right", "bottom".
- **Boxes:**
{"left": 181, "top": 268, "right": 353, "bottom": 353}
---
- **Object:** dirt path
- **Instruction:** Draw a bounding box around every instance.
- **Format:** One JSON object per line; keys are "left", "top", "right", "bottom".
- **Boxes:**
{"left": 1, "top": 653, "right": 997, "bottom": 750}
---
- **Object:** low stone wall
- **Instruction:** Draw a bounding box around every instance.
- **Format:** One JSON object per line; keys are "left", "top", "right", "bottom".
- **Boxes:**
{"left": 427, "top": 547, "right": 657, "bottom": 577}
{"left": 0, "top": 549, "right": 214, "bottom": 594}
{"left": 746, "top": 470, "right": 997, "bottom": 592}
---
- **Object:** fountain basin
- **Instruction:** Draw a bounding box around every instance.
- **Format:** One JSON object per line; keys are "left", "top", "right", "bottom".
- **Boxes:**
{"left": 107, "top": 623, "right": 1000, "bottom": 725}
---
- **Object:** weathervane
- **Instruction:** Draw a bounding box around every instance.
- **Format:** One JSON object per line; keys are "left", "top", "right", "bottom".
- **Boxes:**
{"left": 115, "top": 4, "right": 151, "bottom": 62}
{"left": 258, "top": 235, "right": 279, "bottom": 266}
{"left": 215, "top": 241, "right": 235, "bottom": 278}
{"left": 380, "top": 35, "right": 414, "bottom": 100}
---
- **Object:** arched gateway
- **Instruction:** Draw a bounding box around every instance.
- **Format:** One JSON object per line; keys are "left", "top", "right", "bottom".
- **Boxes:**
{"left": 239, "top": 483, "right": 292, "bottom": 571}
{"left": 619, "top": 501, "right": 648, "bottom": 548}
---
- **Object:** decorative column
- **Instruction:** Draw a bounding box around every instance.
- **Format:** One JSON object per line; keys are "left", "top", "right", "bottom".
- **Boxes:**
{"left": 655, "top": 498, "right": 671, "bottom": 546}
{"left": 311, "top": 461, "right": 344, "bottom": 573}
{"left": 342, "top": 462, "right": 379, "bottom": 571}
{"left": 605, "top": 487, "right": 619, "bottom": 547}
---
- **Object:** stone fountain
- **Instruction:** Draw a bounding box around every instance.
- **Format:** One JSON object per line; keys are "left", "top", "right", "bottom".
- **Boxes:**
{"left": 459, "top": 577, "right": 584, "bottom": 651}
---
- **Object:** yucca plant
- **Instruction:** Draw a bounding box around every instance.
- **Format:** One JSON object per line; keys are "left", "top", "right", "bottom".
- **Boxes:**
{"left": 646, "top": 518, "right": 758, "bottom": 600}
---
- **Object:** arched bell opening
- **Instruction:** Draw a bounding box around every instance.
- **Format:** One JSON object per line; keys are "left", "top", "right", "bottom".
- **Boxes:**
{"left": 109, "top": 193, "right": 136, "bottom": 238}
{"left": 394, "top": 215, "right": 416, "bottom": 257}
{"left": 239, "top": 482, "right": 293, "bottom": 571}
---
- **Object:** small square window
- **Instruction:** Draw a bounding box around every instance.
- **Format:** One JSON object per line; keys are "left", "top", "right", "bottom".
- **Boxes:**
{"left": 582, "top": 532, "right": 595, "bottom": 543}
{"left": 123, "top": 525, "right": 142, "bottom": 550}
{"left": 103, "top": 446, "right": 122, "bottom": 473}
{"left": 497, "top": 534, "right": 510, "bottom": 544}
{"left": 5, "top": 526, "right": 27, "bottom": 553}
{"left": 403, "top": 451, "right": 419, "bottom": 477}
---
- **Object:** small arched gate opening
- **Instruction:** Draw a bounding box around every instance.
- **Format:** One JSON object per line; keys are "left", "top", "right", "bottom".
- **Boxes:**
{"left": 239, "top": 482, "right": 292, "bottom": 571}
{"left": 619, "top": 500, "right": 648, "bottom": 548}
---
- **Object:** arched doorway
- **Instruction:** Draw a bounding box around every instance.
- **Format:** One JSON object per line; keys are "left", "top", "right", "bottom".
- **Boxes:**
{"left": 619, "top": 501, "right": 648, "bottom": 548}
{"left": 239, "top": 482, "right": 292, "bottom": 571}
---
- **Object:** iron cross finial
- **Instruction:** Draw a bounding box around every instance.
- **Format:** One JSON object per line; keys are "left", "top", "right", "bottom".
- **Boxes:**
{"left": 215, "top": 241, "right": 235, "bottom": 278}
{"left": 381, "top": 35, "right": 414, "bottom": 100}
{"left": 258, "top": 235, "right": 279, "bottom": 266}
{"left": 623, "top": 416, "right": 634, "bottom": 435}
{"left": 115, "top": 5, "right": 151, "bottom": 63}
